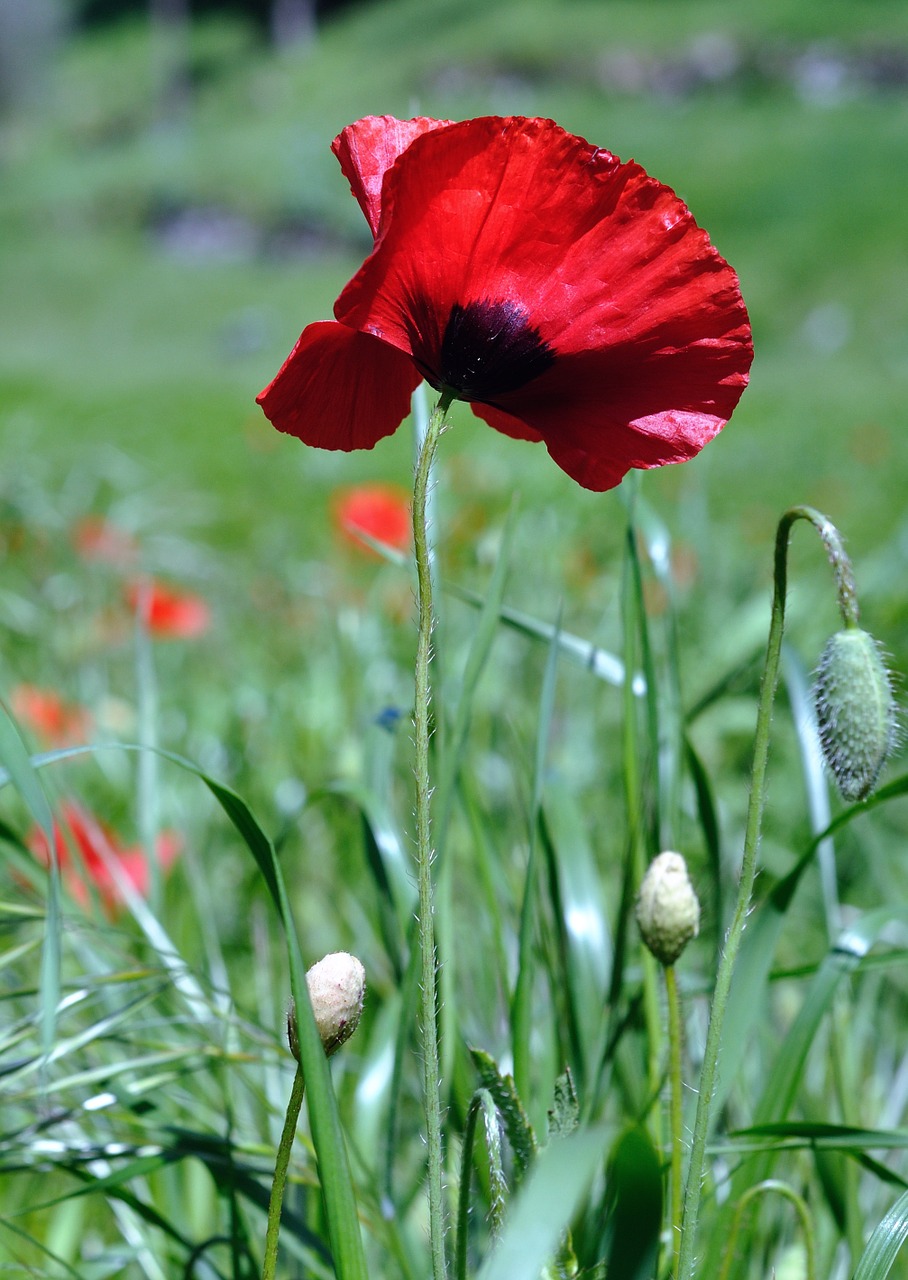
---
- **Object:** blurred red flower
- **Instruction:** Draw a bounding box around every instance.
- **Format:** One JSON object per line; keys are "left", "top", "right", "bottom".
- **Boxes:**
{"left": 9, "top": 684, "right": 92, "bottom": 746}
{"left": 332, "top": 483, "right": 411, "bottom": 554}
{"left": 126, "top": 580, "right": 211, "bottom": 639}
{"left": 29, "top": 800, "right": 182, "bottom": 915}
{"left": 72, "top": 516, "right": 138, "bottom": 567}
{"left": 258, "top": 114, "right": 752, "bottom": 492}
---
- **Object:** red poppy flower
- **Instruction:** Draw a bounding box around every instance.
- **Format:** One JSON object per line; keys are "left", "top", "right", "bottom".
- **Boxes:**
{"left": 10, "top": 684, "right": 92, "bottom": 746}
{"left": 29, "top": 800, "right": 182, "bottom": 915}
{"left": 126, "top": 579, "right": 211, "bottom": 639}
{"left": 257, "top": 115, "right": 753, "bottom": 491}
{"left": 332, "top": 483, "right": 411, "bottom": 554}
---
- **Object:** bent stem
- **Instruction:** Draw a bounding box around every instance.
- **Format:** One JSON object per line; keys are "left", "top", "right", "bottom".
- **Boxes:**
{"left": 413, "top": 389, "right": 454, "bottom": 1280}
{"left": 262, "top": 1064, "right": 306, "bottom": 1280}
{"left": 717, "top": 1180, "right": 816, "bottom": 1280}
{"left": 676, "top": 506, "right": 848, "bottom": 1280}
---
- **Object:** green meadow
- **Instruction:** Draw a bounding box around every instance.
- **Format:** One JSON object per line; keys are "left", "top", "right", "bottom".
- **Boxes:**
{"left": 1, "top": 0, "right": 908, "bottom": 1276}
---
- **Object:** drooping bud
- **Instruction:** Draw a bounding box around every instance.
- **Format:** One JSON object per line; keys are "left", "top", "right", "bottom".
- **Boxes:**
{"left": 813, "top": 628, "right": 897, "bottom": 802}
{"left": 288, "top": 951, "right": 366, "bottom": 1061}
{"left": 636, "top": 852, "right": 700, "bottom": 967}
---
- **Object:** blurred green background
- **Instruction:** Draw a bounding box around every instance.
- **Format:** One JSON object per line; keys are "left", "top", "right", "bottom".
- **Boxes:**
{"left": 3, "top": 0, "right": 907, "bottom": 554}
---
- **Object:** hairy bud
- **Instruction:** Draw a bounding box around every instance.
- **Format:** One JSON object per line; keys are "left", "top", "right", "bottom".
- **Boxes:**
{"left": 813, "top": 628, "right": 897, "bottom": 802}
{"left": 288, "top": 951, "right": 366, "bottom": 1061}
{"left": 636, "top": 852, "right": 700, "bottom": 967}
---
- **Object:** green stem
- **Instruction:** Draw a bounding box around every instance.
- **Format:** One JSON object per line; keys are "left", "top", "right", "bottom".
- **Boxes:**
{"left": 676, "top": 507, "right": 833, "bottom": 1280}
{"left": 413, "top": 389, "right": 454, "bottom": 1280}
{"left": 665, "top": 963, "right": 683, "bottom": 1278}
{"left": 621, "top": 508, "right": 663, "bottom": 1124}
{"left": 262, "top": 1065, "right": 306, "bottom": 1280}
{"left": 716, "top": 1180, "right": 816, "bottom": 1280}
{"left": 786, "top": 503, "right": 859, "bottom": 628}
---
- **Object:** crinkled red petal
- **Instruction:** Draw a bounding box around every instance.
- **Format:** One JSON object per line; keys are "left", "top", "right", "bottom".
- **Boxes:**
{"left": 476, "top": 329, "right": 751, "bottom": 490}
{"left": 256, "top": 321, "right": 421, "bottom": 452}
{"left": 332, "top": 116, "right": 751, "bottom": 487}
{"left": 332, "top": 115, "right": 453, "bottom": 238}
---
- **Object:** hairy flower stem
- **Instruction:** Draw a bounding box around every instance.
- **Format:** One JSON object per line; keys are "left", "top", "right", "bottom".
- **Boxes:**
{"left": 665, "top": 963, "right": 684, "bottom": 1278}
{"left": 262, "top": 1065, "right": 305, "bottom": 1280}
{"left": 413, "top": 389, "right": 454, "bottom": 1280}
{"left": 676, "top": 506, "right": 846, "bottom": 1280}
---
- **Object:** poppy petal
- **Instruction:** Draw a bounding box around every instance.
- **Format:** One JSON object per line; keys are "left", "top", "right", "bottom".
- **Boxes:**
{"left": 332, "top": 115, "right": 453, "bottom": 238}
{"left": 474, "top": 329, "right": 750, "bottom": 489}
{"left": 333, "top": 116, "right": 750, "bottom": 482}
{"left": 470, "top": 404, "right": 543, "bottom": 444}
{"left": 256, "top": 321, "right": 421, "bottom": 451}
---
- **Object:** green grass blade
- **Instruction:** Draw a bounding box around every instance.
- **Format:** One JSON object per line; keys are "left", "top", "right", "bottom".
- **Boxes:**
{"left": 312, "top": 783, "right": 411, "bottom": 978}
{"left": 192, "top": 768, "right": 368, "bottom": 1280}
{"left": 436, "top": 496, "right": 517, "bottom": 852}
{"left": 754, "top": 907, "right": 908, "bottom": 1136}
{"left": 512, "top": 604, "right": 562, "bottom": 1113}
{"left": 55, "top": 747, "right": 369, "bottom": 1280}
{"left": 446, "top": 581, "right": 643, "bottom": 692}
{"left": 0, "top": 700, "right": 59, "bottom": 1062}
{"left": 852, "top": 1188, "right": 908, "bottom": 1280}
{"left": 714, "top": 905, "right": 908, "bottom": 1277}
{"left": 538, "top": 784, "right": 611, "bottom": 1094}
{"left": 710, "top": 760, "right": 908, "bottom": 1132}
{"left": 475, "top": 1127, "right": 605, "bottom": 1280}
{"left": 604, "top": 1124, "right": 663, "bottom": 1280}
{"left": 682, "top": 734, "right": 724, "bottom": 961}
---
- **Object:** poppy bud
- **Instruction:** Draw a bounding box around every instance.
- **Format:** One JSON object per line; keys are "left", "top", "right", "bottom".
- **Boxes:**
{"left": 288, "top": 952, "right": 366, "bottom": 1061}
{"left": 636, "top": 852, "right": 700, "bottom": 967}
{"left": 813, "top": 627, "right": 897, "bottom": 802}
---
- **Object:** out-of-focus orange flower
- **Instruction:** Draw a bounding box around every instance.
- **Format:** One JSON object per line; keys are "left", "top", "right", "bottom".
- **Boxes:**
{"left": 72, "top": 516, "right": 139, "bottom": 567}
{"left": 126, "top": 579, "right": 212, "bottom": 639}
{"left": 332, "top": 483, "right": 411, "bottom": 555}
{"left": 9, "top": 684, "right": 92, "bottom": 746}
{"left": 29, "top": 800, "right": 182, "bottom": 915}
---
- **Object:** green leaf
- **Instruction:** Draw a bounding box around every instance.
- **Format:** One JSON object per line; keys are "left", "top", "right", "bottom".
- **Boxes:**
{"left": 457, "top": 1089, "right": 508, "bottom": 1280}
{"left": 476, "top": 1128, "right": 606, "bottom": 1280}
{"left": 603, "top": 1125, "right": 663, "bottom": 1280}
{"left": 852, "top": 1188, "right": 908, "bottom": 1280}
{"left": 548, "top": 1069, "right": 579, "bottom": 1142}
{"left": 470, "top": 1045, "right": 538, "bottom": 1180}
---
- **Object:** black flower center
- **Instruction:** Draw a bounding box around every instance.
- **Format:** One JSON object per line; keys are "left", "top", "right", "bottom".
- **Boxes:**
{"left": 414, "top": 299, "right": 555, "bottom": 403}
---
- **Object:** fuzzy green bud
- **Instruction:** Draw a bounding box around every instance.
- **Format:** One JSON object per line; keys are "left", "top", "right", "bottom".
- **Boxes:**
{"left": 288, "top": 951, "right": 366, "bottom": 1061}
{"left": 636, "top": 852, "right": 700, "bottom": 967}
{"left": 813, "top": 628, "right": 897, "bottom": 802}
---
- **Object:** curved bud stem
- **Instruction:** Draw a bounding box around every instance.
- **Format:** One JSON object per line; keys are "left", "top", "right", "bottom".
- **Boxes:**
{"left": 676, "top": 505, "right": 849, "bottom": 1280}
{"left": 779, "top": 504, "right": 859, "bottom": 628}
